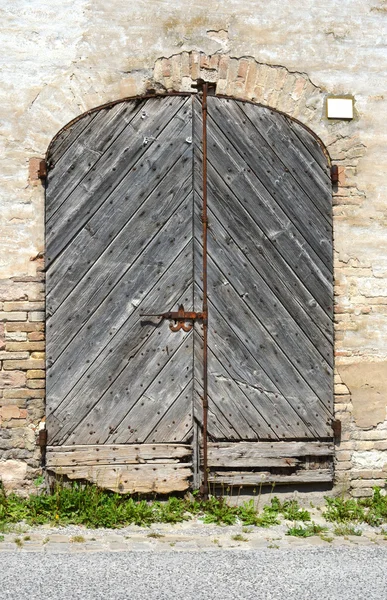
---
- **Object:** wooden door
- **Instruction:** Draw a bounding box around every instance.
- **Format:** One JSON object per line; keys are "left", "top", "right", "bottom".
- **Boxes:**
{"left": 45, "top": 93, "right": 334, "bottom": 493}
{"left": 195, "top": 97, "right": 334, "bottom": 486}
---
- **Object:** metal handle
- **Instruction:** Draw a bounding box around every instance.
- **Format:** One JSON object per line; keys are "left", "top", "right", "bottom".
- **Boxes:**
{"left": 140, "top": 304, "right": 206, "bottom": 332}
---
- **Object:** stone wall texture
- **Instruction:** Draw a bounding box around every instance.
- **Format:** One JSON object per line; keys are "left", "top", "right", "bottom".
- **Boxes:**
{"left": 1, "top": 0, "right": 387, "bottom": 495}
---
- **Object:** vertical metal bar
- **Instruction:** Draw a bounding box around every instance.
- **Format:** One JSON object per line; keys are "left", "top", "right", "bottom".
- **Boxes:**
{"left": 201, "top": 83, "right": 209, "bottom": 499}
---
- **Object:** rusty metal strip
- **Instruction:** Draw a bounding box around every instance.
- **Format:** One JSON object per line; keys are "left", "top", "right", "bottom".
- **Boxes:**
{"left": 201, "top": 82, "right": 209, "bottom": 499}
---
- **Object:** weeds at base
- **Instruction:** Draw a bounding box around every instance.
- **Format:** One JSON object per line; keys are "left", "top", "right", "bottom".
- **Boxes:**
{"left": 286, "top": 523, "right": 328, "bottom": 538}
{"left": 333, "top": 524, "right": 362, "bottom": 537}
{"left": 0, "top": 479, "right": 386, "bottom": 532}
{"left": 70, "top": 535, "right": 86, "bottom": 543}
{"left": 231, "top": 534, "right": 249, "bottom": 542}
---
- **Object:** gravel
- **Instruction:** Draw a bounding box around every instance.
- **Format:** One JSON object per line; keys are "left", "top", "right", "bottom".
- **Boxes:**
{"left": 1, "top": 547, "right": 387, "bottom": 600}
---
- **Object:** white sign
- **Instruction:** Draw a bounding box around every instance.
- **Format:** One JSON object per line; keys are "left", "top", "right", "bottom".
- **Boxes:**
{"left": 327, "top": 97, "right": 354, "bottom": 120}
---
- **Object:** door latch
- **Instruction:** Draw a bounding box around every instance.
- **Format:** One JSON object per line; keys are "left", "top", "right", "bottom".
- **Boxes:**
{"left": 140, "top": 304, "right": 206, "bottom": 332}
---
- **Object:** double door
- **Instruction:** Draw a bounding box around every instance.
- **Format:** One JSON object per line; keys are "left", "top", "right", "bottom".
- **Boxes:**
{"left": 45, "top": 93, "right": 334, "bottom": 492}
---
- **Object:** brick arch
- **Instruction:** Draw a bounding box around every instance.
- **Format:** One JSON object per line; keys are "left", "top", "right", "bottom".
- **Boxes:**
{"left": 151, "top": 52, "right": 324, "bottom": 131}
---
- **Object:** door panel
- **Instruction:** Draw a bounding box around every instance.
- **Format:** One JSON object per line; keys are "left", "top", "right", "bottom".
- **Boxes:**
{"left": 46, "top": 93, "right": 334, "bottom": 492}
{"left": 46, "top": 97, "right": 195, "bottom": 454}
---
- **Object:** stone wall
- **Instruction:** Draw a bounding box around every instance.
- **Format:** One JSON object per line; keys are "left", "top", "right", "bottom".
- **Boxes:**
{"left": 1, "top": 0, "right": 387, "bottom": 494}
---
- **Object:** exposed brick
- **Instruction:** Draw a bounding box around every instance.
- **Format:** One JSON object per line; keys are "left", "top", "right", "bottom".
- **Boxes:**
{"left": 3, "top": 359, "right": 45, "bottom": 370}
{"left": 351, "top": 488, "right": 373, "bottom": 497}
{"left": 28, "top": 332, "right": 45, "bottom": 341}
{"left": 189, "top": 52, "right": 200, "bottom": 80}
{"left": 351, "top": 479, "right": 386, "bottom": 488}
{"left": 28, "top": 312, "right": 45, "bottom": 322}
{"left": 5, "top": 341, "right": 45, "bottom": 351}
{"left": 0, "top": 351, "right": 30, "bottom": 360}
{"left": 3, "top": 301, "right": 45, "bottom": 312}
{"left": 3, "top": 388, "right": 45, "bottom": 399}
{"left": 336, "top": 450, "right": 352, "bottom": 461}
{"left": 3, "top": 419, "right": 27, "bottom": 428}
{"left": 0, "top": 405, "right": 22, "bottom": 419}
{"left": 31, "top": 352, "right": 45, "bottom": 359}
{"left": 335, "top": 384, "right": 350, "bottom": 394}
{"left": 335, "top": 461, "right": 352, "bottom": 470}
{"left": 5, "top": 331, "right": 28, "bottom": 342}
{"left": 161, "top": 57, "right": 171, "bottom": 78}
{"left": 27, "top": 379, "right": 45, "bottom": 389}
{"left": 0, "top": 397, "right": 26, "bottom": 408}
{"left": 6, "top": 322, "right": 44, "bottom": 332}
{"left": 218, "top": 55, "right": 230, "bottom": 80}
{"left": 27, "top": 369, "right": 45, "bottom": 379}
{"left": 0, "top": 371, "right": 26, "bottom": 388}
{"left": 0, "top": 311, "right": 27, "bottom": 322}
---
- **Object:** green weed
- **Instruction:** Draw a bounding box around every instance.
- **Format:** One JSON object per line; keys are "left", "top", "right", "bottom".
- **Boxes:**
{"left": 333, "top": 524, "right": 362, "bottom": 537}
{"left": 231, "top": 533, "right": 248, "bottom": 542}
{"left": 286, "top": 522, "right": 327, "bottom": 538}
{"left": 70, "top": 535, "right": 85, "bottom": 543}
{"left": 324, "top": 486, "right": 387, "bottom": 526}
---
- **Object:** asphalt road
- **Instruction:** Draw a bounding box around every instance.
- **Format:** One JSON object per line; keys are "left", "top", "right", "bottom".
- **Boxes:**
{"left": 1, "top": 547, "right": 386, "bottom": 600}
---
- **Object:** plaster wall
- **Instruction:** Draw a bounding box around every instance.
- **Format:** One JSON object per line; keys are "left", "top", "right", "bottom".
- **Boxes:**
{"left": 1, "top": 0, "right": 387, "bottom": 494}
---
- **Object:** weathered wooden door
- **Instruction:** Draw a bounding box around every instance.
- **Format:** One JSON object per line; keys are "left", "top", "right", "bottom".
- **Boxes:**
{"left": 45, "top": 93, "right": 334, "bottom": 492}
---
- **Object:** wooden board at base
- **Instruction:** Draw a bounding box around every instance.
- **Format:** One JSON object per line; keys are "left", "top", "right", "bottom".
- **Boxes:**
{"left": 47, "top": 463, "right": 192, "bottom": 494}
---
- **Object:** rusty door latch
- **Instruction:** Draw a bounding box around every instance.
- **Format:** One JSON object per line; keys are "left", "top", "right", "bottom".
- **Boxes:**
{"left": 141, "top": 304, "right": 206, "bottom": 332}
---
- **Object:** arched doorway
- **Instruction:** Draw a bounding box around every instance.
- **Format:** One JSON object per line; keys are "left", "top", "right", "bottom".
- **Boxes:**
{"left": 45, "top": 91, "right": 334, "bottom": 493}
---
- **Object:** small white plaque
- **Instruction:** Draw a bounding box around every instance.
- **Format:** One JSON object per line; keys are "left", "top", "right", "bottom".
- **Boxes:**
{"left": 327, "top": 97, "right": 354, "bottom": 120}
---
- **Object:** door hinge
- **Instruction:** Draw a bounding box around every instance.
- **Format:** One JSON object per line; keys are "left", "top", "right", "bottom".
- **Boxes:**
{"left": 332, "top": 419, "right": 341, "bottom": 440}
{"left": 331, "top": 164, "right": 339, "bottom": 184}
{"left": 38, "top": 159, "right": 48, "bottom": 182}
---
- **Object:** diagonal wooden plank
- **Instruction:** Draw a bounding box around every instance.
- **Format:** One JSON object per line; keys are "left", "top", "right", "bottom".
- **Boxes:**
{"left": 203, "top": 290, "right": 315, "bottom": 439}
{"left": 194, "top": 272, "right": 320, "bottom": 440}
{"left": 144, "top": 380, "right": 194, "bottom": 443}
{"left": 47, "top": 245, "right": 193, "bottom": 442}
{"left": 236, "top": 101, "right": 332, "bottom": 223}
{"left": 48, "top": 111, "right": 99, "bottom": 166}
{"left": 208, "top": 98, "right": 332, "bottom": 268}
{"left": 205, "top": 130, "right": 332, "bottom": 305}
{"left": 46, "top": 96, "right": 191, "bottom": 262}
{"left": 207, "top": 347, "right": 276, "bottom": 440}
{"left": 193, "top": 332, "right": 240, "bottom": 441}
{"left": 202, "top": 252, "right": 332, "bottom": 436}
{"left": 202, "top": 158, "right": 333, "bottom": 325}
{"left": 47, "top": 142, "right": 193, "bottom": 316}
{"left": 64, "top": 320, "right": 192, "bottom": 446}
{"left": 46, "top": 101, "right": 144, "bottom": 219}
{"left": 112, "top": 333, "right": 194, "bottom": 444}
{"left": 47, "top": 185, "right": 193, "bottom": 364}
{"left": 206, "top": 212, "right": 333, "bottom": 407}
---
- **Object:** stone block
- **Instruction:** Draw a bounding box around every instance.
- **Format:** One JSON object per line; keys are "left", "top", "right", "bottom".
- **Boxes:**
{"left": 4, "top": 388, "right": 44, "bottom": 399}
{"left": 27, "top": 332, "right": 45, "bottom": 341}
{"left": 5, "top": 322, "right": 44, "bottom": 332}
{"left": 0, "top": 312, "right": 27, "bottom": 322}
{"left": 0, "top": 352, "right": 30, "bottom": 360}
{"left": 3, "top": 302, "right": 45, "bottom": 312}
{"left": 27, "top": 369, "right": 45, "bottom": 379}
{"left": 5, "top": 341, "right": 45, "bottom": 352}
{"left": 0, "top": 371, "right": 26, "bottom": 389}
{"left": 3, "top": 359, "right": 45, "bottom": 370}
{"left": 28, "top": 312, "right": 45, "bottom": 322}
{"left": 0, "top": 460, "right": 27, "bottom": 489}
{"left": 0, "top": 405, "right": 22, "bottom": 419}
{"left": 27, "top": 379, "right": 45, "bottom": 389}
